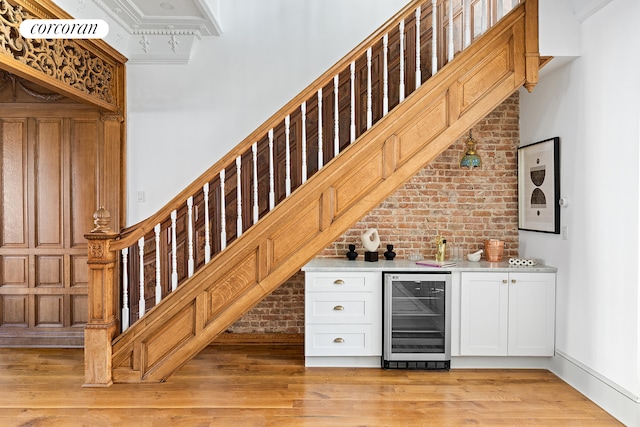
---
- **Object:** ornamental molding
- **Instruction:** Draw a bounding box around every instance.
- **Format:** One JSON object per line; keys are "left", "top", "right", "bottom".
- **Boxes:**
{"left": 0, "top": 0, "right": 123, "bottom": 110}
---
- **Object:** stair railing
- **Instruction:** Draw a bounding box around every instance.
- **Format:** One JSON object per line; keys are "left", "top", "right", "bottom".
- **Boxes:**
{"left": 119, "top": 0, "right": 524, "bottom": 331}
{"left": 84, "top": 0, "right": 537, "bottom": 386}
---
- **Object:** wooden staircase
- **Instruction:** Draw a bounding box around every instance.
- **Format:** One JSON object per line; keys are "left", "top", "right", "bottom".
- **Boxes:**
{"left": 84, "top": 0, "right": 540, "bottom": 385}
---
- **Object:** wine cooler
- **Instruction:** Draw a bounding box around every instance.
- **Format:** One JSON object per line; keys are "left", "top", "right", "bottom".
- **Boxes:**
{"left": 383, "top": 272, "right": 451, "bottom": 370}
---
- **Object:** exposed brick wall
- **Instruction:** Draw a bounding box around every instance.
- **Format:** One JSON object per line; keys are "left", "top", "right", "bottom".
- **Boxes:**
{"left": 226, "top": 270, "right": 305, "bottom": 333}
{"left": 229, "top": 92, "right": 520, "bottom": 334}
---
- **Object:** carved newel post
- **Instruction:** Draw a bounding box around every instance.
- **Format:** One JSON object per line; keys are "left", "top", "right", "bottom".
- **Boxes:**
{"left": 83, "top": 207, "right": 119, "bottom": 387}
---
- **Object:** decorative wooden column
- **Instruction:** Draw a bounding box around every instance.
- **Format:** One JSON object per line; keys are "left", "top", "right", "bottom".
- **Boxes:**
{"left": 83, "top": 207, "right": 120, "bottom": 387}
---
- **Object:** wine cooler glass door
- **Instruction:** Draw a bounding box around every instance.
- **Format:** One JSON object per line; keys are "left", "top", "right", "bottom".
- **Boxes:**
{"left": 384, "top": 273, "right": 451, "bottom": 361}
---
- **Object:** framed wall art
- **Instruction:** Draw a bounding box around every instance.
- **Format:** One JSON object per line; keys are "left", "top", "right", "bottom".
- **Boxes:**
{"left": 518, "top": 137, "right": 560, "bottom": 234}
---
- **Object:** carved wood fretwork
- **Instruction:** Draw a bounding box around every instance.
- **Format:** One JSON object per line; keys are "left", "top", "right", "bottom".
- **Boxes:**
{"left": 0, "top": 0, "right": 123, "bottom": 111}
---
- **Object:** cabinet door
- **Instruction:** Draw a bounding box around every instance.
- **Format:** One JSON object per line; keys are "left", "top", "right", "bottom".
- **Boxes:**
{"left": 460, "top": 272, "right": 508, "bottom": 356}
{"left": 507, "top": 272, "right": 556, "bottom": 356}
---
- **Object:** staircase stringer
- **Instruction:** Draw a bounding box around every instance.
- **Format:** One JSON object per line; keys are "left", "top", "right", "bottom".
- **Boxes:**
{"left": 108, "top": 5, "right": 536, "bottom": 384}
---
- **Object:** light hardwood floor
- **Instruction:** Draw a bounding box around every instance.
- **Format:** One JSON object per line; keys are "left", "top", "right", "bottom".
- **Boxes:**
{"left": 0, "top": 343, "right": 621, "bottom": 426}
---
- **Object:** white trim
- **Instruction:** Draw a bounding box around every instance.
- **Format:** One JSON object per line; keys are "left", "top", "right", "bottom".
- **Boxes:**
{"left": 550, "top": 350, "right": 638, "bottom": 426}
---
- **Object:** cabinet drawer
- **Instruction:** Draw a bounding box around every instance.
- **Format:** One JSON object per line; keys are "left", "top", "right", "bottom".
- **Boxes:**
{"left": 305, "top": 324, "right": 381, "bottom": 356}
{"left": 306, "top": 292, "right": 375, "bottom": 324}
{"left": 306, "top": 271, "right": 380, "bottom": 292}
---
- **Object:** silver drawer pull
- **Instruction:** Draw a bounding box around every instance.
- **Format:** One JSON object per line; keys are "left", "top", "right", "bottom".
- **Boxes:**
{"left": 334, "top": 337, "right": 345, "bottom": 343}
{"left": 333, "top": 305, "right": 345, "bottom": 311}
{"left": 511, "top": 279, "right": 517, "bottom": 284}
{"left": 502, "top": 279, "right": 508, "bottom": 284}
{"left": 333, "top": 279, "right": 345, "bottom": 285}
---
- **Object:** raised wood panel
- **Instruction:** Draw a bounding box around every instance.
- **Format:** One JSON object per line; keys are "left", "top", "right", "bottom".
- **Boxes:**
{"left": 35, "top": 255, "right": 63, "bottom": 288}
{"left": 459, "top": 36, "right": 514, "bottom": 113}
{"left": 288, "top": 109, "right": 304, "bottom": 192}
{"left": 1, "top": 295, "right": 28, "bottom": 326}
{"left": 403, "top": 10, "right": 419, "bottom": 97}
{"left": 1, "top": 256, "right": 28, "bottom": 287}
{"left": 71, "top": 255, "right": 88, "bottom": 288}
{"left": 320, "top": 80, "right": 336, "bottom": 162}
{"left": 419, "top": 3, "right": 435, "bottom": 84}
{"left": 386, "top": 23, "right": 403, "bottom": 112}
{"left": 253, "top": 137, "right": 271, "bottom": 222}
{"left": 192, "top": 190, "right": 208, "bottom": 270}
{"left": 333, "top": 150, "right": 384, "bottom": 217}
{"left": 304, "top": 95, "right": 320, "bottom": 179}
{"left": 70, "top": 119, "right": 98, "bottom": 248}
{"left": 142, "top": 301, "right": 196, "bottom": 376}
{"left": 34, "top": 119, "right": 63, "bottom": 248}
{"left": 70, "top": 294, "right": 87, "bottom": 326}
{"left": 397, "top": 93, "right": 449, "bottom": 162}
{"left": 206, "top": 251, "right": 257, "bottom": 323}
{"left": 34, "top": 294, "right": 63, "bottom": 326}
{"left": 336, "top": 67, "right": 352, "bottom": 153}
{"left": 1, "top": 120, "right": 27, "bottom": 247}
{"left": 270, "top": 202, "right": 321, "bottom": 268}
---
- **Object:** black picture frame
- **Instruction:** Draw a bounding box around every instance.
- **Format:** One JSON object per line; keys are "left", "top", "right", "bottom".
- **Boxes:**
{"left": 517, "top": 137, "right": 560, "bottom": 234}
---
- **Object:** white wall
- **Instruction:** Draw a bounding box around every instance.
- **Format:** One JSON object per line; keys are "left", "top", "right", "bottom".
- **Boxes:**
{"left": 519, "top": 0, "right": 640, "bottom": 421}
{"left": 126, "top": 0, "right": 410, "bottom": 224}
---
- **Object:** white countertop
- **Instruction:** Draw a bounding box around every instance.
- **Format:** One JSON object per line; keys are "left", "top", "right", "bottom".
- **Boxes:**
{"left": 302, "top": 257, "right": 557, "bottom": 273}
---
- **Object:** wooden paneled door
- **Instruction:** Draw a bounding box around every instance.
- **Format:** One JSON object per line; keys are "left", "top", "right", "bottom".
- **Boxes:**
{"left": 0, "top": 101, "right": 122, "bottom": 347}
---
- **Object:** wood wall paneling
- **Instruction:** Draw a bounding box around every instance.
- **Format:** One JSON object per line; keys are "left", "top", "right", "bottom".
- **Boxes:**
{"left": 0, "top": 106, "right": 121, "bottom": 347}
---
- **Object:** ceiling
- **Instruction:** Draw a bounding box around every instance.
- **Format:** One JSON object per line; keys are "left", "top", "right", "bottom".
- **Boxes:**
{"left": 95, "top": 0, "right": 221, "bottom": 36}
{"left": 88, "top": 0, "right": 222, "bottom": 63}
{"left": 75, "top": 0, "right": 612, "bottom": 65}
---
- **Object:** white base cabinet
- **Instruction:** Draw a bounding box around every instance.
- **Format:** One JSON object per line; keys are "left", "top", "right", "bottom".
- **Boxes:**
{"left": 302, "top": 259, "right": 558, "bottom": 368}
{"left": 460, "top": 272, "right": 556, "bottom": 356}
{"left": 304, "top": 271, "right": 381, "bottom": 367}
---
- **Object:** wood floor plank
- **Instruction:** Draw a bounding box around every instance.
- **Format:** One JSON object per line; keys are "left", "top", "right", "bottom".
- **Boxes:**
{"left": 0, "top": 345, "right": 622, "bottom": 426}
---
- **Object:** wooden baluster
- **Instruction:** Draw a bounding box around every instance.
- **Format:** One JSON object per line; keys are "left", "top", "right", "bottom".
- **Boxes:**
{"left": 350, "top": 62, "right": 356, "bottom": 143}
{"left": 383, "top": 34, "right": 389, "bottom": 116}
{"left": 171, "top": 210, "right": 178, "bottom": 290}
{"left": 333, "top": 76, "right": 339, "bottom": 155}
{"left": 138, "top": 236, "right": 145, "bottom": 316}
{"left": 301, "top": 102, "right": 308, "bottom": 182}
{"left": 121, "top": 247, "right": 129, "bottom": 331}
{"left": 203, "top": 182, "right": 211, "bottom": 263}
{"left": 268, "top": 130, "right": 275, "bottom": 210}
{"left": 154, "top": 224, "right": 161, "bottom": 304}
{"left": 448, "top": 0, "right": 455, "bottom": 62}
{"left": 236, "top": 157, "right": 243, "bottom": 237}
{"left": 415, "top": 6, "right": 422, "bottom": 89}
{"left": 317, "top": 89, "right": 323, "bottom": 169}
{"left": 252, "top": 143, "right": 260, "bottom": 222}
{"left": 220, "top": 169, "right": 227, "bottom": 250}
{"left": 285, "top": 116, "right": 292, "bottom": 195}
{"left": 366, "top": 47, "right": 372, "bottom": 130}
{"left": 399, "top": 19, "right": 405, "bottom": 102}
{"left": 432, "top": 0, "right": 438, "bottom": 75}
{"left": 187, "top": 197, "right": 195, "bottom": 277}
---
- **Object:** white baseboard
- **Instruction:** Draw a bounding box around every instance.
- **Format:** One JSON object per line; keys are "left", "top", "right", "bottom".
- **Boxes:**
{"left": 550, "top": 350, "right": 639, "bottom": 426}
